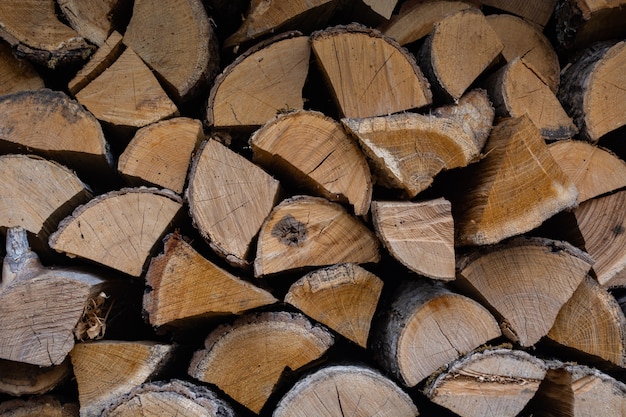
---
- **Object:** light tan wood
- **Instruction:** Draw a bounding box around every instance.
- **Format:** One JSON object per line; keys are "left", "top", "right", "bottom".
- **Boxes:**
{"left": 250, "top": 110, "right": 372, "bottom": 216}
{"left": 0, "top": 357, "right": 71, "bottom": 396}
{"left": 68, "top": 31, "right": 124, "bottom": 95}
{"left": 70, "top": 340, "right": 175, "bottom": 417}
{"left": 548, "top": 276, "right": 626, "bottom": 367}
{"left": 425, "top": 348, "right": 547, "bottom": 417}
{"left": 371, "top": 279, "right": 501, "bottom": 387}
{"left": 144, "top": 233, "right": 277, "bottom": 328}
{"left": 486, "top": 13, "right": 560, "bottom": 92}
{"left": 118, "top": 117, "right": 204, "bottom": 194}
{"left": 75, "top": 47, "right": 179, "bottom": 130}
{"left": 362, "top": 0, "right": 398, "bottom": 19}
{"left": 186, "top": 138, "right": 282, "bottom": 268}
{"left": 417, "top": 8, "right": 502, "bottom": 100}
{"left": 457, "top": 237, "right": 593, "bottom": 346}
{"left": 49, "top": 188, "right": 183, "bottom": 277}
{"left": 58, "top": 0, "right": 128, "bottom": 46}
{"left": 454, "top": 116, "right": 578, "bottom": 246}
{"left": 101, "top": 379, "right": 237, "bottom": 417}
{"left": 284, "top": 263, "right": 383, "bottom": 347}
{"left": 124, "top": 0, "right": 219, "bottom": 102}
{"left": 188, "top": 311, "right": 334, "bottom": 414}
{"left": 0, "top": 0, "right": 93, "bottom": 68}
{"left": 548, "top": 140, "right": 626, "bottom": 204}
{"left": 0, "top": 397, "right": 79, "bottom": 417}
{"left": 379, "top": 0, "right": 477, "bottom": 46}
{"left": 371, "top": 198, "right": 455, "bottom": 280}
{"left": 559, "top": 40, "right": 626, "bottom": 142}
{"left": 0, "top": 155, "right": 91, "bottom": 238}
{"left": 311, "top": 24, "right": 432, "bottom": 118}
{"left": 485, "top": 57, "right": 577, "bottom": 141}
{"left": 254, "top": 195, "right": 380, "bottom": 277}
{"left": 274, "top": 364, "right": 419, "bottom": 417}
{"left": 342, "top": 111, "right": 483, "bottom": 198}
{"left": 208, "top": 33, "right": 310, "bottom": 129}
{"left": 479, "top": 0, "right": 557, "bottom": 26}
{"left": 0, "top": 41, "right": 44, "bottom": 95}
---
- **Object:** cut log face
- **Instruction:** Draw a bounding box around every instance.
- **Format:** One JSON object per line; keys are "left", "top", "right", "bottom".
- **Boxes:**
{"left": 454, "top": 116, "right": 578, "bottom": 246}
{"left": 144, "top": 233, "right": 277, "bottom": 328}
{"left": 425, "top": 348, "right": 547, "bottom": 417}
{"left": 284, "top": 263, "right": 383, "bottom": 347}
{"left": 208, "top": 33, "right": 310, "bottom": 129}
{"left": 559, "top": 40, "right": 626, "bottom": 142}
{"left": 0, "top": 396, "right": 79, "bottom": 417}
{"left": 479, "top": 0, "right": 557, "bottom": 26}
{"left": 186, "top": 139, "right": 282, "bottom": 267}
{"left": 49, "top": 188, "right": 183, "bottom": 277}
{"left": 123, "top": 0, "right": 219, "bottom": 102}
{"left": 57, "top": 0, "right": 127, "bottom": 46}
{"left": 188, "top": 311, "right": 334, "bottom": 414}
{"left": 311, "top": 24, "right": 432, "bottom": 118}
{"left": 0, "top": 41, "right": 44, "bottom": 95}
{"left": 371, "top": 198, "right": 455, "bottom": 280}
{"left": 273, "top": 364, "right": 419, "bottom": 417}
{"left": 371, "top": 279, "right": 501, "bottom": 387}
{"left": 249, "top": 110, "right": 372, "bottom": 216}
{"left": 254, "top": 195, "right": 380, "bottom": 277}
{"left": 417, "top": 8, "right": 503, "bottom": 101}
{"left": 548, "top": 276, "right": 626, "bottom": 367}
{"left": 0, "top": 357, "right": 71, "bottom": 396}
{"left": 457, "top": 237, "right": 593, "bottom": 346}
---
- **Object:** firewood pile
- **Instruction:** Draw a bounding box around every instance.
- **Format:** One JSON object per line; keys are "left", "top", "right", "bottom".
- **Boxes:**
{"left": 1, "top": 0, "right": 626, "bottom": 416}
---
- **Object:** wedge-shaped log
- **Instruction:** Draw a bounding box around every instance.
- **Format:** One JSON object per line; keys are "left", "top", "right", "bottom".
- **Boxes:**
{"left": 417, "top": 8, "right": 503, "bottom": 101}
{"left": 454, "top": 116, "right": 578, "bottom": 246}
{"left": 548, "top": 276, "right": 626, "bottom": 367}
{"left": 479, "top": 0, "right": 556, "bottom": 26}
{"left": 71, "top": 340, "right": 175, "bottom": 417}
{"left": 556, "top": 0, "right": 626, "bottom": 51}
{"left": 101, "top": 379, "right": 237, "bottom": 417}
{"left": 188, "top": 311, "right": 334, "bottom": 414}
{"left": 187, "top": 139, "right": 282, "bottom": 268}
{"left": 457, "top": 237, "right": 593, "bottom": 347}
{"left": 274, "top": 364, "right": 419, "bottom": 417}
{"left": 371, "top": 279, "right": 501, "bottom": 387}
{"left": 0, "top": 396, "right": 78, "bottom": 417}
{"left": 58, "top": 0, "right": 129, "bottom": 46}
{"left": 250, "top": 110, "right": 372, "bottom": 216}
{"left": 559, "top": 40, "right": 626, "bottom": 142}
{"left": 208, "top": 33, "right": 310, "bottom": 129}
{"left": 254, "top": 195, "right": 380, "bottom": 277}
{"left": 124, "top": 0, "right": 219, "bottom": 102}
{"left": 371, "top": 198, "right": 455, "bottom": 280}
{"left": 49, "top": 188, "right": 183, "bottom": 277}
{"left": 311, "top": 24, "right": 432, "bottom": 118}
{"left": 0, "top": 41, "right": 44, "bottom": 95}
{"left": 0, "top": 358, "right": 71, "bottom": 396}
{"left": 424, "top": 348, "right": 547, "bottom": 417}
{"left": 68, "top": 31, "right": 124, "bottom": 95}
{"left": 284, "top": 263, "right": 383, "bottom": 348}
{"left": 144, "top": 233, "right": 277, "bottom": 328}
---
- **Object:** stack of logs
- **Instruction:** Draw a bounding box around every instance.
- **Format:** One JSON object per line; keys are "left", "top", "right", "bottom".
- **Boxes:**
{"left": 1, "top": 0, "right": 626, "bottom": 416}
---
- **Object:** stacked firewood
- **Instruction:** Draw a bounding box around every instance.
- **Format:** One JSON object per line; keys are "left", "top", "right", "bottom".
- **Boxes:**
{"left": 1, "top": 0, "right": 626, "bottom": 416}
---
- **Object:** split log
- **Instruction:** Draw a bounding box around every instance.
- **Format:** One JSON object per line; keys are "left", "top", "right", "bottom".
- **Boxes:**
{"left": 378, "top": 0, "right": 477, "bottom": 46}
{"left": 371, "top": 198, "right": 455, "bottom": 280}
{"left": 486, "top": 13, "right": 560, "bottom": 92}
{"left": 253, "top": 195, "right": 380, "bottom": 277}
{"left": 57, "top": 0, "right": 130, "bottom": 46}
{"left": 188, "top": 311, "right": 334, "bottom": 414}
{"left": 186, "top": 139, "right": 282, "bottom": 268}
{"left": 0, "top": 0, "right": 94, "bottom": 68}
{"left": 0, "top": 397, "right": 78, "bottom": 417}
{"left": 456, "top": 237, "right": 593, "bottom": 347}
{"left": 484, "top": 57, "right": 577, "bottom": 140}
{"left": 0, "top": 41, "right": 44, "bottom": 95}
{"left": 144, "top": 233, "right": 277, "bottom": 329}
{"left": 424, "top": 348, "right": 547, "bottom": 417}
{"left": 118, "top": 117, "right": 204, "bottom": 194}
{"left": 360, "top": 0, "right": 399, "bottom": 20}
{"left": 479, "top": 0, "right": 557, "bottom": 27}
{"left": 49, "top": 188, "right": 183, "bottom": 277}
{"left": 559, "top": 40, "right": 626, "bottom": 142}
{"left": 453, "top": 116, "right": 578, "bottom": 246}
{"left": 0, "top": 358, "right": 71, "bottom": 396}
{"left": 208, "top": 32, "right": 310, "bottom": 130}
{"left": 273, "top": 364, "right": 419, "bottom": 417}
{"left": 548, "top": 276, "right": 626, "bottom": 367}
{"left": 417, "top": 8, "right": 503, "bottom": 101}
{"left": 249, "top": 110, "right": 372, "bottom": 216}
{"left": 311, "top": 24, "right": 432, "bottom": 118}
{"left": 101, "top": 379, "right": 237, "bottom": 417}
{"left": 371, "top": 279, "right": 501, "bottom": 387}
{"left": 70, "top": 340, "right": 175, "bottom": 417}
{"left": 548, "top": 140, "right": 626, "bottom": 204}
{"left": 123, "top": 0, "right": 219, "bottom": 102}
{"left": 284, "top": 263, "right": 383, "bottom": 348}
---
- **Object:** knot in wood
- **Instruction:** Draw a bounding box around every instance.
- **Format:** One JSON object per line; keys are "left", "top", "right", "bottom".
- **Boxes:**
{"left": 271, "top": 214, "right": 307, "bottom": 247}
